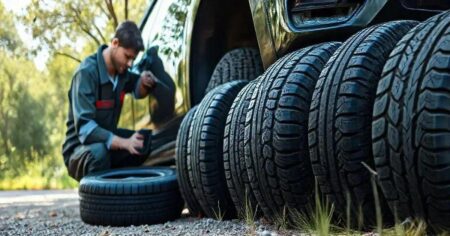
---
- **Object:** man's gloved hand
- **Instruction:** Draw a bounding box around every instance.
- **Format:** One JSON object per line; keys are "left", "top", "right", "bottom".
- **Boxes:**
{"left": 140, "top": 71, "right": 156, "bottom": 90}
{"left": 137, "top": 129, "right": 152, "bottom": 156}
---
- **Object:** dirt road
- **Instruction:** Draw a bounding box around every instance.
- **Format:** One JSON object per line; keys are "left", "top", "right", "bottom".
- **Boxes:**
{"left": 0, "top": 190, "right": 282, "bottom": 236}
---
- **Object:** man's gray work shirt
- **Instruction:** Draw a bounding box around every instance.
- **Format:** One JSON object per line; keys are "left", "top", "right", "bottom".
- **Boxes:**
{"left": 62, "top": 45, "right": 143, "bottom": 164}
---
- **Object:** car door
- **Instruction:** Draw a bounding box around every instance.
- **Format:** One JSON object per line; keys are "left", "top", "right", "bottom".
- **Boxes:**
{"left": 131, "top": 0, "right": 197, "bottom": 131}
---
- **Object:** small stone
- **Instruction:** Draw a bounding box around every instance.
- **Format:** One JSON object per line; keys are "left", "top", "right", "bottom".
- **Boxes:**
{"left": 14, "top": 215, "right": 24, "bottom": 220}
{"left": 259, "top": 230, "right": 272, "bottom": 236}
{"left": 98, "top": 230, "right": 110, "bottom": 236}
{"left": 182, "top": 208, "right": 190, "bottom": 215}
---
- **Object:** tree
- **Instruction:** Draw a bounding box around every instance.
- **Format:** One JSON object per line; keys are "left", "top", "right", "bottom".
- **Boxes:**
{"left": 22, "top": 0, "right": 148, "bottom": 63}
{"left": 0, "top": 3, "right": 50, "bottom": 176}
{"left": 0, "top": 3, "right": 22, "bottom": 53}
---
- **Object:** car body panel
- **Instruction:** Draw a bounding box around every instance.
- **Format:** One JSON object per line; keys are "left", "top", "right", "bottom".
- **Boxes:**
{"left": 249, "top": 0, "right": 388, "bottom": 68}
{"left": 248, "top": 0, "right": 278, "bottom": 69}
{"left": 137, "top": 0, "right": 201, "bottom": 129}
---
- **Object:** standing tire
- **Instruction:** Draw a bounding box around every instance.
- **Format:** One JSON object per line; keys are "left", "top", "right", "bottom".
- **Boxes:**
{"left": 372, "top": 11, "right": 450, "bottom": 230}
{"left": 308, "top": 21, "right": 418, "bottom": 227}
{"left": 205, "top": 48, "right": 263, "bottom": 94}
{"left": 244, "top": 42, "right": 341, "bottom": 220}
{"left": 79, "top": 167, "right": 183, "bottom": 226}
{"left": 188, "top": 80, "right": 248, "bottom": 219}
{"left": 223, "top": 79, "right": 261, "bottom": 217}
{"left": 175, "top": 106, "right": 203, "bottom": 216}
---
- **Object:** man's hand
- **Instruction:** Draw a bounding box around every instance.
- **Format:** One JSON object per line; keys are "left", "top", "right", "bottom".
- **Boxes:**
{"left": 125, "top": 132, "right": 144, "bottom": 155}
{"left": 140, "top": 71, "right": 156, "bottom": 90}
{"left": 111, "top": 132, "right": 144, "bottom": 155}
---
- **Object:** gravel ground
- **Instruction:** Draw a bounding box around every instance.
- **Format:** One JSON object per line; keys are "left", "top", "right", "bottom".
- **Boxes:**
{"left": 0, "top": 190, "right": 296, "bottom": 236}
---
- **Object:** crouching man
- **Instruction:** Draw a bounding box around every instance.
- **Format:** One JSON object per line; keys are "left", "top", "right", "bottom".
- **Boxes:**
{"left": 62, "top": 21, "right": 156, "bottom": 181}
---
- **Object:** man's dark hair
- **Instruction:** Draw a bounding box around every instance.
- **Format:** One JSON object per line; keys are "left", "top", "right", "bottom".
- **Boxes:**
{"left": 114, "top": 20, "right": 144, "bottom": 53}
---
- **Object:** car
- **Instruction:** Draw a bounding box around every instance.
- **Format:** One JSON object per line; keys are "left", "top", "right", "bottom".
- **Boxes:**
{"left": 132, "top": 0, "right": 450, "bottom": 230}
{"left": 134, "top": 0, "right": 445, "bottom": 157}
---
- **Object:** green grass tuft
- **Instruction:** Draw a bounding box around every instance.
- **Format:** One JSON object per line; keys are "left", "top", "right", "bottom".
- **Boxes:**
{"left": 238, "top": 189, "right": 259, "bottom": 229}
{"left": 273, "top": 206, "right": 289, "bottom": 230}
{"left": 291, "top": 180, "right": 337, "bottom": 236}
{"left": 383, "top": 218, "right": 428, "bottom": 236}
{"left": 212, "top": 200, "right": 225, "bottom": 221}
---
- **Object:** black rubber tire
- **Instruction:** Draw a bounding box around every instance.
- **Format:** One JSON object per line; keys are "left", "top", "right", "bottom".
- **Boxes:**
{"left": 372, "top": 11, "right": 450, "bottom": 230}
{"left": 188, "top": 80, "right": 248, "bottom": 219}
{"left": 308, "top": 21, "right": 418, "bottom": 227}
{"left": 205, "top": 48, "right": 263, "bottom": 94}
{"left": 223, "top": 79, "right": 261, "bottom": 217}
{"left": 244, "top": 43, "right": 341, "bottom": 220}
{"left": 175, "top": 106, "right": 203, "bottom": 216}
{"left": 79, "top": 167, "right": 183, "bottom": 226}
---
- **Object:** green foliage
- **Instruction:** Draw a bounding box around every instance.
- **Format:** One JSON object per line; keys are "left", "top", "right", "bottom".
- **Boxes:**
{"left": 0, "top": 3, "right": 22, "bottom": 53}
{"left": 0, "top": 151, "right": 78, "bottom": 190}
{"left": 22, "top": 0, "right": 147, "bottom": 61}
{"left": 156, "top": 0, "right": 191, "bottom": 59}
{"left": 0, "top": 0, "right": 150, "bottom": 189}
{"left": 0, "top": 6, "right": 49, "bottom": 177}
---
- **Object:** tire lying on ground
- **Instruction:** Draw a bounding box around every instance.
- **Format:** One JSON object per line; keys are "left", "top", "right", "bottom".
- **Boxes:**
{"left": 79, "top": 167, "right": 184, "bottom": 226}
{"left": 175, "top": 106, "right": 204, "bottom": 216}
{"left": 244, "top": 42, "right": 341, "bottom": 220}
{"left": 188, "top": 80, "right": 248, "bottom": 219}
{"left": 308, "top": 21, "right": 418, "bottom": 227}
{"left": 205, "top": 48, "right": 263, "bottom": 94}
{"left": 372, "top": 11, "right": 450, "bottom": 230}
{"left": 223, "top": 79, "right": 261, "bottom": 217}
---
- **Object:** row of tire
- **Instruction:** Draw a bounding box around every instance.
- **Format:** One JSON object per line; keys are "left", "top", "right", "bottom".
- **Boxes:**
{"left": 176, "top": 11, "right": 450, "bottom": 230}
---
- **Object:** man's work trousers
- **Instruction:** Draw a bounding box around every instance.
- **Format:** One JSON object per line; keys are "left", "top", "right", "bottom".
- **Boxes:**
{"left": 66, "top": 129, "right": 146, "bottom": 181}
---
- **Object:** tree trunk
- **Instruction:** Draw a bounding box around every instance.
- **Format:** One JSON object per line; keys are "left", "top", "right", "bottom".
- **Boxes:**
{"left": 105, "top": 0, "right": 119, "bottom": 28}
{"left": 125, "top": 0, "right": 128, "bottom": 20}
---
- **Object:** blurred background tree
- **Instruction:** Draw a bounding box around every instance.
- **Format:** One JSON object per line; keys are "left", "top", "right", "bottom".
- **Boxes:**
{"left": 24, "top": 0, "right": 148, "bottom": 62}
{"left": 0, "top": 0, "right": 148, "bottom": 189}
